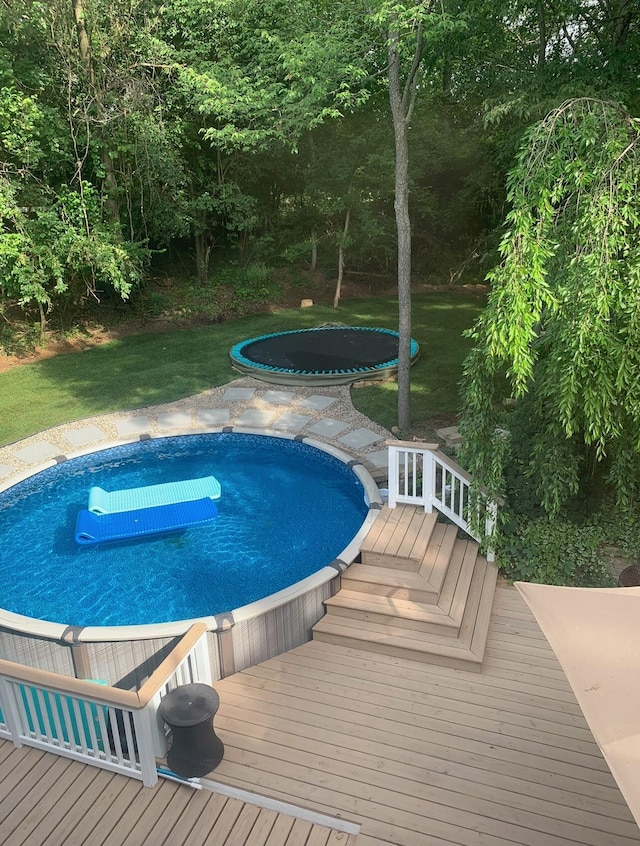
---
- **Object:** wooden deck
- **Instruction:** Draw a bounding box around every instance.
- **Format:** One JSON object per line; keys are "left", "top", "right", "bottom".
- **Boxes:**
{"left": 0, "top": 742, "right": 354, "bottom": 845}
{"left": 211, "top": 582, "right": 640, "bottom": 846}
{"left": 1, "top": 583, "right": 638, "bottom": 846}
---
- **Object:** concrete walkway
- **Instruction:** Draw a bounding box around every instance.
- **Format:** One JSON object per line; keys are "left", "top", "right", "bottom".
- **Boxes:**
{"left": 0, "top": 377, "right": 392, "bottom": 487}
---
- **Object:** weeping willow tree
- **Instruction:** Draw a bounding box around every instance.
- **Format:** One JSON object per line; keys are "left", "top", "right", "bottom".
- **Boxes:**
{"left": 460, "top": 98, "right": 640, "bottom": 519}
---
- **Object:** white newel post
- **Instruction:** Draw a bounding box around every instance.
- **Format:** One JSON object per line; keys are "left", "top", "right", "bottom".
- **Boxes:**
{"left": 484, "top": 500, "right": 498, "bottom": 563}
{"left": 387, "top": 444, "right": 399, "bottom": 508}
{"left": 192, "top": 634, "right": 213, "bottom": 686}
{"left": 422, "top": 449, "right": 434, "bottom": 513}
{"left": 0, "top": 677, "right": 23, "bottom": 746}
{"left": 133, "top": 708, "right": 159, "bottom": 787}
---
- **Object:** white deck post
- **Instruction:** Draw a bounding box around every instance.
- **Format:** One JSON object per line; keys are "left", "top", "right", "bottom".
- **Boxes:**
{"left": 387, "top": 444, "right": 399, "bottom": 508}
{"left": 133, "top": 709, "right": 159, "bottom": 787}
{"left": 422, "top": 449, "right": 434, "bottom": 513}
{"left": 192, "top": 634, "right": 213, "bottom": 686}
{"left": 484, "top": 500, "right": 498, "bottom": 563}
{"left": 0, "top": 678, "right": 23, "bottom": 746}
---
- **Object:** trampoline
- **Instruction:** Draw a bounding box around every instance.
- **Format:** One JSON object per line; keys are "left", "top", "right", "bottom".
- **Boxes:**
{"left": 230, "top": 326, "right": 420, "bottom": 385}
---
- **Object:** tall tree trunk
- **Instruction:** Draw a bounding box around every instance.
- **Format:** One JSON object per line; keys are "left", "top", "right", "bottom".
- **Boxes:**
{"left": 71, "top": 0, "right": 120, "bottom": 229}
{"left": 388, "top": 24, "right": 420, "bottom": 433}
{"left": 38, "top": 301, "right": 47, "bottom": 344}
{"left": 71, "top": 0, "right": 91, "bottom": 72}
{"left": 310, "top": 226, "right": 318, "bottom": 271}
{"left": 333, "top": 207, "right": 351, "bottom": 308}
{"left": 194, "top": 227, "right": 211, "bottom": 283}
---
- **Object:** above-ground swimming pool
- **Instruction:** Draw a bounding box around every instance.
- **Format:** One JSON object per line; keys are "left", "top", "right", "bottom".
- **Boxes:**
{"left": 0, "top": 433, "right": 371, "bottom": 628}
{"left": 230, "top": 326, "right": 420, "bottom": 385}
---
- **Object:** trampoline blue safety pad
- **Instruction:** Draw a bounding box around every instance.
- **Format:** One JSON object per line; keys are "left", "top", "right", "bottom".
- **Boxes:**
{"left": 230, "top": 326, "right": 419, "bottom": 386}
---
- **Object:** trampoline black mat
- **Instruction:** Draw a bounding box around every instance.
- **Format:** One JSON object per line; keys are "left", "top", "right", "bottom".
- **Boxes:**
{"left": 230, "top": 326, "right": 420, "bottom": 386}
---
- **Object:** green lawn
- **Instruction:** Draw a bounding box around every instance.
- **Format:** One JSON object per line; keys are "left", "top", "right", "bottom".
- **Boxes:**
{"left": 0, "top": 292, "right": 484, "bottom": 446}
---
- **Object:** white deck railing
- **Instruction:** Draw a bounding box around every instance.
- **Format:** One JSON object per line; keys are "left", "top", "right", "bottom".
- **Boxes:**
{"left": 387, "top": 440, "right": 497, "bottom": 561}
{"left": 0, "top": 622, "right": 211, "bottom": 787}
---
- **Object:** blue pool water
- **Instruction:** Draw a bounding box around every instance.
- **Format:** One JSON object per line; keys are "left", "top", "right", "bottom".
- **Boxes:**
{"left": 0, "top": 434, "right": 368, "bottom": 627}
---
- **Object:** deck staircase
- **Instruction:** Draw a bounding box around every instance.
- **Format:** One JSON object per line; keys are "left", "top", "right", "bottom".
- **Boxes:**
{"left": 313, "top": 503, "right": 498, "bottom": 672}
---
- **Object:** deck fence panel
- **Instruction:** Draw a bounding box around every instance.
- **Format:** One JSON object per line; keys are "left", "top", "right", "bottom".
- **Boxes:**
{"left": 387, "top": 442, "right": 496, "bottom": 561}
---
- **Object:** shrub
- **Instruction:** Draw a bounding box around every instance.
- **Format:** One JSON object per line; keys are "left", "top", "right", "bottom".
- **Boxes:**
{"left": 497, "top": 516, "right": 615, "bottom": 587}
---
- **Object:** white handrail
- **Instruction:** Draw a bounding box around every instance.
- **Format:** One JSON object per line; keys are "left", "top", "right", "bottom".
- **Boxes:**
{"left": 387, "top": 441, "right": 496, "bottom": 562}
{"left": 0, "top": 622, "right": 212, "bottom": 787}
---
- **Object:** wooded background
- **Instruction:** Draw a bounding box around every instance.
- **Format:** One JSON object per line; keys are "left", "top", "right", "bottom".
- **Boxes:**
{"left": 1, "top": 0, "right": 636, "bottom": 324}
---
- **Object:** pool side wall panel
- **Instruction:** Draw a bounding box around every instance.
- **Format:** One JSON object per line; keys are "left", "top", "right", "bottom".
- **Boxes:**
{"left": 0, "top": 591, "right": 330, "bottom": 685}
{"left": 229, "top": 581, "right": 333, "bottom": 673}
{"left": 84, "top": 637, "right": 189, "bottom": 689}
{"left": 0, "top": 627, "right": 75, "bottom": 677}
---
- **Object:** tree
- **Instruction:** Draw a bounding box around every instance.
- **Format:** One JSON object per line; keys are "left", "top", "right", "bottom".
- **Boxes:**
{"left": 460, "top": 99, "right": 640, "bottom": 517}
{"left": 0, "top": 2, "right": 145, "bottom": 335}
{"left": 156, "top": 0, "right": 372, "bottom": 280}
{"left": 368, "top": 2, "right": 467, "bottom": 431}
{"left": 386, "top": 12, "right": 419, "bottom": 432}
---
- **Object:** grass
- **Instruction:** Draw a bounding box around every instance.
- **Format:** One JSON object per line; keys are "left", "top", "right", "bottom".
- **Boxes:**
{"left": 0, "top": 292, "right": 484, "bottom": 446}
{"left": 349, "top": 293, "right": 484, "bottom": 431}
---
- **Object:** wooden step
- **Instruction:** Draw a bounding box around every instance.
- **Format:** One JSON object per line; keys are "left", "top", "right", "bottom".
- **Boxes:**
{"left": 418, "top": 523, "right": 459, "bottom": 595}
{"left": 437, "top": 539, "right": 478, "bottom": 622}
{"left": 314, "top": 497, "right": 500, "bottom": 671}
{"left": 360, "top": 505, "right": 437, "bottom": 571}
{"left": 314, "top": 556, "right": 498, "bottom": 674}
{"left": 312, "top": 614, "right": 485, "bottom": 673}
{"left": 323, "top": 590, "right": 460, "bottom": 637}
{"left": 468, "top": 559, "right": 499, "bottom": 660}
{"left": 341, "top": 563, "right": 439, "bottom": 605}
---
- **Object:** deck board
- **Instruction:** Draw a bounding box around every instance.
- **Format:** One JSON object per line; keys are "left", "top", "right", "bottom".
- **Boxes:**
{"left": 209, "top": 582, "right": 640, "bottom": 846}
{"left": 1, "top": 582, "right": 638, "bottom": 846}
{"left": 0, "top": 747, "right": 353, "bottom": 846}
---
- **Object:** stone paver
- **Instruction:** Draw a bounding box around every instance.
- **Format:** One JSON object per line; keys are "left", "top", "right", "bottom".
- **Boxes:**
{"left": 306, "top": 418, "right": 350, "bottom": 438}
{"left": 222, "top": 387, "right": 256, "bottom": 401}
{"left": 364, "top": 449, "right": 389, "bottom": 469}
{"left": 12, "top": 441, "right": 59, "bottom": 464}
{"left": 197, "top": 408, "right": 230, "bottom": 426}
{"left": 298, "top": 395, "right": 338, "bottom": 411}
{"left": 436, "top": 425, "right": 463, "bottom": 447}
{"left": 236, "top": 408, "right": 275, "bottom": 427}
{"left": 114, "top": 416, "right": 151, "bottom": 436}
{"left": 272, "top": 413, "right": 312, "bottom": 432}
{"left": 157, "top": 412, "right": 193, "bottom": 430}
{"left": 261, "top": 390, "right": 295, "bottom": 405}
{"left": 63, "top": 425, "right": 107, "bottom": 447}
{"left": 0, "top": 379, "right": 393, "bottom": 491}
{"left": 338, "top": 428, "right": 384, "bottom": 450}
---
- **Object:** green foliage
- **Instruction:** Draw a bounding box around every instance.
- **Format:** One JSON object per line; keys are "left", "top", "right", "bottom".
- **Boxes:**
{"left": 0, "top": 179, "right": 144, "bottom": 315}
{"left": 1, "top": 0, "right": 639, "bottom": 328}
{"left": 497, "top": 516, "right": 615, "bottom": 588}
{"left": 461, "top": 99, "right": 640, "bottom": 519}
{"left": 214, "top": 262, "right": 281, "bottom": 306}
{"left": 596, "top": 506, "right": 640, "bottom": 562}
